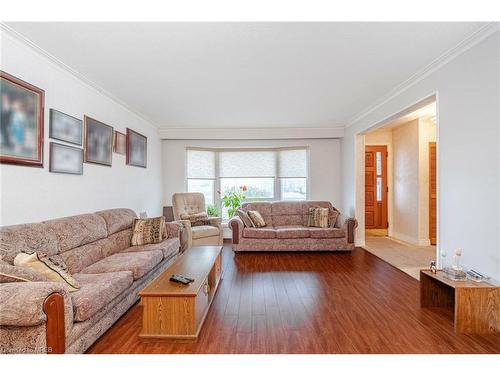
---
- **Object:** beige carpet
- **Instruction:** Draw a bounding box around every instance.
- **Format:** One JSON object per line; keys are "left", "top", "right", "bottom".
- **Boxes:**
{"left": 364, "top": 235, "right": 436, "bottom": 280}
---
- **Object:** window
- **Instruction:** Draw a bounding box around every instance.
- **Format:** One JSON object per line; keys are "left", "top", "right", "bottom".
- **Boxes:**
{"left": 186, "top": 147, "right": 308, "bottom": 221}
{"left": 186, "top": 149, "right": 215, "bottom": 206}
{"left": 375, "top": 151, "right": 382, "bottom": 202}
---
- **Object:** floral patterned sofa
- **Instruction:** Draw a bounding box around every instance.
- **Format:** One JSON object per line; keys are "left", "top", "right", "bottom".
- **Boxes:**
{"left": 0, "top": 208, "right": 181, "bottom": 354}
{"left": 228, "top": 201, "right": 357, "bottom": 252}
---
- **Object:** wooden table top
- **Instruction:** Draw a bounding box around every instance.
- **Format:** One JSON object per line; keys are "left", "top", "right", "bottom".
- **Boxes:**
{"left": 421, "top": 270, "right": 498, "bottom": 289}
{"left": 140, "top": 246, "right": 222, "bottom": 297}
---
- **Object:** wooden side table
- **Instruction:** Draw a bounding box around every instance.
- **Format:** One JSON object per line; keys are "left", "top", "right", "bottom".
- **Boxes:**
{"left": 420, "top": 270, "right": 499, "bottom": 333}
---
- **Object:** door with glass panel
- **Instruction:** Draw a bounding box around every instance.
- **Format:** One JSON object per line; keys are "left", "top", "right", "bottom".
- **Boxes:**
{"left": 365, "top": 146, "right": 388, "bottom": 229}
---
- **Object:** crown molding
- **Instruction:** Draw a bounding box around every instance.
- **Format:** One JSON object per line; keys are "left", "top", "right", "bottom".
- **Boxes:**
{"left": 158, "top": 126, "right": 344, "bottom": 140}
{"left": 347, "top": 22, "right": 500, "bottom": 127}
{"left": 0, "top": 22, "right": 160, "bottom": 130}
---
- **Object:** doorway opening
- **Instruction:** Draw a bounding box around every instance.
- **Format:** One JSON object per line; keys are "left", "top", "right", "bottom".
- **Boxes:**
{"left": 360, "top": 98, "right": 438, "bottom": 279}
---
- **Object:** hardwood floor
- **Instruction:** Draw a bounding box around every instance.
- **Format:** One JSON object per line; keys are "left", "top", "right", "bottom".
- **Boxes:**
{"left": 87, "top": 244, "right": 500, "bottom": 354}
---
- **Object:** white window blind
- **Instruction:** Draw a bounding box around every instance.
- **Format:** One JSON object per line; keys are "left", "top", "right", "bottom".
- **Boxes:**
{"left": 219, "top": 151, "right": 276, "bottom": 177}
{"left": 186, "top": 150, "right": 215, "bottom": 178}
{"left": 278, "top": 149, "right": 307, "bottom": 178}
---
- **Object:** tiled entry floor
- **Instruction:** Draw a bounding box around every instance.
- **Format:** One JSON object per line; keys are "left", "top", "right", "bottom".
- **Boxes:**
{"left": 364, "top": 235, "right": 436, "bottom": 280}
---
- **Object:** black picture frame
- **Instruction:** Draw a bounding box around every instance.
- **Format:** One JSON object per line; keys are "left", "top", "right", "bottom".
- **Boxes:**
{"left": 126, "top": 128, "right": 147, "bottom": 168}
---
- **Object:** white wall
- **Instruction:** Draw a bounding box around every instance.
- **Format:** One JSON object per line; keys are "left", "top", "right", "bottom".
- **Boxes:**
{"left": 0, "top": 31, "right": 163, "bottom": 225}
{"left": 162, "top": 138, "right": 341, "bottom": 207}
{"left": 342, "top": 30, "right": 500, "bottom": 279}
{"left": 392, "top": 119, "right": 420, "bottom": 244}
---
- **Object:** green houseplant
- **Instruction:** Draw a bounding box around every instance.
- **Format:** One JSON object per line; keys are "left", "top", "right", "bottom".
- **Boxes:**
{"left": 220, "top": 185, "right": 247, "bottom": 218}
{"left": 206, "top": 204, "right": 220, "bottom": 217}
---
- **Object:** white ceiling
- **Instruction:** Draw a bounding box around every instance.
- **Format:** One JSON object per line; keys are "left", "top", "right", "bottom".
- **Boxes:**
{"left": 6, "top": 22, "right": 487, "bottom": 129}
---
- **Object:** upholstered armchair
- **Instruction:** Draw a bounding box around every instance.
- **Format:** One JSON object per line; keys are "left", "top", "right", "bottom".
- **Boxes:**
{"left": 172, "top": 192, "right": 223, "bottom": 251}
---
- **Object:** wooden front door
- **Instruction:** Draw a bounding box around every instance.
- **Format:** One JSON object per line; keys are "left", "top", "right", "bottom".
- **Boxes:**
{"left": 365, "top": 146, "right": 388, "bottom": 229}
{"left": 429, "top": 142, "right": 437, "bottom": 245}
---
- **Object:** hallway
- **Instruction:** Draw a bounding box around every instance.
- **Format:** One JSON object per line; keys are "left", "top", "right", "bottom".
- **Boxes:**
{"left": 364, "top": 234, "right": 436, "bottom": 280}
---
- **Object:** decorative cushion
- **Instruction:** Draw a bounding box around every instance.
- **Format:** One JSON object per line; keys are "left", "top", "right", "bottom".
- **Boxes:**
{"left": 247, "top": 210, "right": 267, "bottom": 228}
{"left": 308, "top": 227, "right": 345, "bottom": 239}
{"left": 80, "top": 250, "right": 163, "bottom": 280}
{"left": 307, "top": 207, "right": 330, "bottom": 228}
{"left": 131, "top": 217, "right": 165, "bottom": 246}
{"left": 191, "top": 225, "right": 220, "bottom": 239}
{"left": 275, "top": 226, "right": 310, "bottom": 239}
{"left": 329, "top": 210, "right": 340, "bottom": 227}
{"left": 235, "top": 208, "right": 254, "bottom": 228}
{"left": 72, "top": 271, "right": 134, "bottom": 322}
{"left": 0, "top": 257, "right": 50, "bottom": 283}
{"left": 180, "top": 212, "right": 210, "bottom": 227}
{"left": 13, "top": 252, "right": 80, "bottom": 292}
{"left": 242, "top": 228, "right": 276, "bottom": 239}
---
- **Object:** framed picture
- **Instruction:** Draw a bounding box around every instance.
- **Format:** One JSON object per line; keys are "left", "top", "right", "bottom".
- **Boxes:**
{"left": 49, "top": 109, "right": 82, "bottom": 145}
{"left": 84, "top": 115, "right": 113, "bottom": 166}
{"left": 0, "top": 71, "right": 44, "bottom": 167}
{"left": 49, "top": 142, "right": 83, "bottom": 175}
{"left": 113, "top": 130, "right": 126, "bottom": 155}
{"left": 126, "top": 128, "right": 147, "bottom": 168}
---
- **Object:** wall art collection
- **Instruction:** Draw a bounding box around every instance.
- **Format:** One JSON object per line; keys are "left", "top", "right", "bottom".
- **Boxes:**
{"left": 0, "top": 70, "right": 148, "bottom": 174}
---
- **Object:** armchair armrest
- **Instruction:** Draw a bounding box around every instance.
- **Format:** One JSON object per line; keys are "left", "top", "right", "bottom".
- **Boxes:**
{"left": 336, "top": 214, "right": 358, "bottom": 244}
{"left": 207, "top": 216, "right": 222, "bottom": 228}
{"left": 228, "top": 216, "right": 244, "bottom": 244}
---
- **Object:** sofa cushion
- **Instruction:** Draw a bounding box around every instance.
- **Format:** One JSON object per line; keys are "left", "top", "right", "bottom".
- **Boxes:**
{"left": 275, "top": 225, "right": 310, "bottom": 239}
{"left": 80, "top": 250, "right": 163, "bottom": 280}
{"left": 60, "top": 229, "right": 133, "bottom": 275}
{"left": 242, "top": 227, "right": 276, "bottom": 239}
{"left": 121, "top": 237, "right": 180, "bottom": 260}
{"left": 307, "top": 207, "right": 330, "bottom": 228}
{"left": 72, "top": 271, "right": 133, "bottom": 322}
{"left": 235, "top": 209, "right": 253, "bottom": 227}
{"left": 95, "top": 208, "right": 136, "bottom": 235}
{"left": 191, "top": 225, "right": 220, "bottom": 239}
{"left": 309, "top": 227, "right": 346, "bottom": 239}
{"left": 42, "top": 213, "right": 108, "bottom": 253}
{"left": 0, "top": 222, "right": 59, "bottom": 264}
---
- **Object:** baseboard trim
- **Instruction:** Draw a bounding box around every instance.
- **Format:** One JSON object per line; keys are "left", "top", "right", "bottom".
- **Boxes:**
{"left": 391, "top": 231, "right": 431, "bottom": 247}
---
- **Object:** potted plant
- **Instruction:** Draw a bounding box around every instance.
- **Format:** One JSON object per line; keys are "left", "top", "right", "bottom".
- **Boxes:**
{"left": 220, "top": 185, "right": 247, "bottom": 218}
{"left": 206, "top": 204, "right": 220, "bottom": 217}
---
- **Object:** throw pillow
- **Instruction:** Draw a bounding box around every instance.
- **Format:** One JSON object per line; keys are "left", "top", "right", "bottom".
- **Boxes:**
{"left": 235, "top": 208, "right": 254, "bottom": 227}
{"left": 330, "top": 210, "right": 340, "bottom": 227}
{"left": 247, "top": 210, "right": 266, "bottom": 228}
{"left": 307, "top": 207, "right": 330, "bottom": 228}
{"left": 13, "top": 252, "right": 80, "bottom": 291}
{"left": 131, "top": 216, "right": 165, "bottom": 246}
{"left": 0, "top": 256, "right": 50, "bottom": 283}
{"left": 180, "top": 212, "right": 210, "bottom": 227}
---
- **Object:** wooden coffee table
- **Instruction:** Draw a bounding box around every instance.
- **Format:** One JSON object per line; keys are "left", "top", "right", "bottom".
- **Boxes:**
{"left": 139, "top": 245, "right": 223, "bottom": 340}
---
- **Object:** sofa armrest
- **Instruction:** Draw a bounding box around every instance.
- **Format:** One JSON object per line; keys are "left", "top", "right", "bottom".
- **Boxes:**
{"left": 336, "top": 214, "right": 358, "bottom": 244}
{"left": 0, "top": 281, "right": 71, "bottom": 327}
{"left": 178, "top": 219, "right": 193, "bottom": 251}
{"left": 165, "top": 221, "right": 181, "bottom": 238}
{"left": 228, "top": 216, "right": 244, "bottom": 244}
{"left": 0, "top": 281, "right": 72, "bottom": 353}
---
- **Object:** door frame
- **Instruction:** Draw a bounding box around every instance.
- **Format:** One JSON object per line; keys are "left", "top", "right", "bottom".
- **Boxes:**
{"left": 354, "top": 94, "right": 440, "bottom": 265}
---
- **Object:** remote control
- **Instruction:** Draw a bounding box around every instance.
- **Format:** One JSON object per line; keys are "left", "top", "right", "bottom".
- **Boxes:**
{"left": 170, "top": 274, "right": 194, "bottom": 285}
